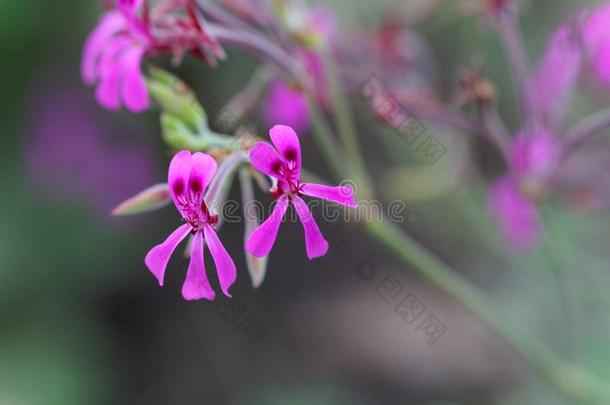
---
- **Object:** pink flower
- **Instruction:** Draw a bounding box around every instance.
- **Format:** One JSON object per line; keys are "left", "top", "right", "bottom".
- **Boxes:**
{"left": 246, "top": 125, "right": 357, "bottom": 259}
{"left": 488, "top": 130, "right": 559, "bottom": 248}
{"left": 145, "top": 151, "right": 236, "bottom": 301}
{"left": 509, "top": 130, "right": 559, "bottom": 186}
{"left": 488, "top": 176, "right": 539, "bottom": 249}
{"left": 263, "top": 79, "right": 311, "bottom": 133}
{"left": 82, "top": 0, "right": 152, "bottom": 112}
{"left": 82, "top": 0, "right": 224, "bottom": 113}
{"left": 531, "top": 25, "right": 582, "bottom": 127}
{"left": 583, "top": 4, "right": 610, "bottom": 86}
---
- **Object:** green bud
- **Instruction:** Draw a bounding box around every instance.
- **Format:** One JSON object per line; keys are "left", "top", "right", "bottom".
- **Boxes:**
{"left": 147, "top": 67, "right": 207, "bottom": 131}
{"left": 111, "top": 183, "right": 171, "bottom": 216}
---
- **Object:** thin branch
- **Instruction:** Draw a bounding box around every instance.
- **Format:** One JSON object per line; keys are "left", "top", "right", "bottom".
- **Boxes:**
{"left": 562, "top": 107, "right": 610, "bottom": 159}
{"left": 497, "top": 10, "right": 536, "bottom": 128}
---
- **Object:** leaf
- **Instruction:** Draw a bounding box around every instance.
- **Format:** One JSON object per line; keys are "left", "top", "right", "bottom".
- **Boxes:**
{"left": 239, "top": 168, "right": 268, "bottom": 288}
{"left": 111, "top": 183, "right": 171, "bottom": 216}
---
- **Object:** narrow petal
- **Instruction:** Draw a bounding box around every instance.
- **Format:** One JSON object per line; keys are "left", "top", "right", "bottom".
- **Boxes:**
{"left": 300, "top": 183, "right": 358, "bottom": 208}
{"left": 270, "top": 124, "right": 301, "bottom": 176}
{"left": 246, "top": 195, "right": 289, "bottom": 257}
{"left": 249, "top": 142, "right": 284, "bottom": 179}
{"left": 263, "top": 79, "right": 311, "bottom": 134}
{"left": 203, "top": 224, "right": 237, "bottom": 297}
{"left": 81, "top": 11, "right": 125, "bottom": 84}
{"left": 95, "top": 62, "right": 123, "bottom": 111}
{"left": 121, "top": 46, "right": 149, "bottom": 113}
{"left": 488, "top": 176, "right": 539, "bottom": 249}
{"left": 168, "top": 150, "right": 193, "bottom": 205}
{"left": 182, "top": 231, "right": 216, "bottom": 301}
{"left": 292, "top": 196, "right": 328, "bottom": 259}
{"left": 190, "top": 152, "right": 218, "bottom": 192}
{"left": 145, "top": 224, "right": 191, "bottom": 286}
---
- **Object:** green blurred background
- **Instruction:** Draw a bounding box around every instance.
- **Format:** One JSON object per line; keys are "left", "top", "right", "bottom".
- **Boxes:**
{"left": 2, "top": 1, "right": 610, "bottom": 404}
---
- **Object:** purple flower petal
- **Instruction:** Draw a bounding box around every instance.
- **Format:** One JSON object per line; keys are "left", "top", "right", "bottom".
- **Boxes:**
{"left": 301, "top": 183, "right": 358, "bottom": 208}
{"left": 270, "top": 124, "right": 302, "bottom": 177}
{"left": 263, "top": 80, "right": 311, "bottom": 134}
{"left": 95, "top": 61, "right": 123, "bottom": 111}
{"left": 488, "top": 176, "right": 539, "bottom": 249}
{"left": 145, "top": 223, "right": 191, "bottom": 286}
{"left": 249, "top": 142, "right": 285, "bottom": 179}
{"left": 203, "top": 224, "right": 236, "bottom": 297}
{"left": 246, "top": 195, "right": 289, "bottom": 257}
{"left": 509, "top": 131, "right": 558, "bottom": 182}
{"left": 81, "top": 11, "right": 125, "bottom": 84}
{"left": 168, "top": 150, "right": 193, "bottom": 206}
{"left": 293, "top": 196, "right": 328, "bottom": 259}
{"left": 190, "top": 152, "right": 218, "bottom": 193}
{"left": 531, "top": 26, "right": 582, "bottom": 126}
{"left": 121, "top": 46, "right": 149, "bottom": 113}
{"left": 182, "top": 230, "right": 216, "bottom": 301}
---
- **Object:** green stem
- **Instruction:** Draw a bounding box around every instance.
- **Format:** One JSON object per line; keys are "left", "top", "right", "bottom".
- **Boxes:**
{"left": 364, "top": 219, "right": 610, "bottom": 404}
{"left": 320, "top": 50, "right": 369, "bottom": 186}
{"left": 306, "top": 94, "right": 348, "bottom": 180}
{"left": 306, "top": 60, "right": 610, "bottom": 404}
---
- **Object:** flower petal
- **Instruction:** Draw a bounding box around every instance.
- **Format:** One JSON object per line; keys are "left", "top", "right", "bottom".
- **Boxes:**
{"left": 81, "top": 11, "right": 125, "bottom": 84}
{"left": 263, "top": 80, "right": 311, "bottom": 134}
{"left": 182, "top": 230, "right": 216, "bottom": 301}
{"left": 300, "top": 183, "right": 358, "bottom": 208}
{"left": 249, "top": 142, "right": 284, "bottom": 179}
{"left": 488, "top": 176, "right": 539, "bottom": 249}
{"left": 145, "top": 224, "right": 191, "bottom": 286}
{"left": 293, "top": 196, "right": 328, "bottom": 259}
{"left": 203, "top": 224, "right": 237, "bottom": 297}
{"left": 121, "top": 46, "right": 149, "bottom": 112}
{"left": 246, "top": 195, "right": 289, "bottom": 257}
{"left": 270, "top": 124, "right": 301, "bottom": 176}
{"left": 190, "top": 152, "right": 218, "bottom": 192}
{"left": 168, "top": 150, "right": 193, "bottom": 206}
{"left": 95, "top": 61, "right": 123, "bottom": 111}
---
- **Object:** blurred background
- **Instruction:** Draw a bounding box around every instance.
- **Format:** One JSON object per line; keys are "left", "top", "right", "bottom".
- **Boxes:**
{"left": 2, "top": 0, "right": 610, "bottom": 404}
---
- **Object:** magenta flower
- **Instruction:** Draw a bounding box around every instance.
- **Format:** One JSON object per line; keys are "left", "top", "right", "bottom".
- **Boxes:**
{"left": 246, "top": 125, "right": 357, "bottom": 259}
{"left": 488, "top": 176, "right": 539, "bottom": 249}
{"left": 145, "top": 151, "right": 236, "bottom": 300}
{"left": 82, "top": 0, "right": 224, "bottom": 113}
{"left": 583, "top": 4, "right": 610, "bottom": 86}
{"left": 263, "top": 79, "right": 311, "bottom": 133}
{"left": 531, "top": 25, "right": 582, "bottom": 127}
{"left": 82, "top": 0, "right": 152, "bottom": 112}
{"left": 488, "top": 130, "right": 559, "bottom": 248}
{"left": 509, "top": 130, "right": 559, "bottom": 187}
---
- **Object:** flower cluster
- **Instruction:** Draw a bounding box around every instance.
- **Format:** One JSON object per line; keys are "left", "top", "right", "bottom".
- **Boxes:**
{"left": 143, "top": 125, "right": 355, "bottom": 300}
{"left": 82, "top": 0, "right": 224, "bottom": 112}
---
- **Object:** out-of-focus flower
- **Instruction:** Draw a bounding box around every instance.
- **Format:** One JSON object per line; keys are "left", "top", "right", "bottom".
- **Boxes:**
{"left": 509, "top": 130, "right": 559, "bottom": 199}
{"left": 531, "top": 25, "right": 582, "bottom": 128}
{"left": 82, "top": 0, "right": 153, "bottom": 112}
{"left": 263, "top": 78, "right": 311, "bottom": 133}
{"left": 336, "top": 16, "right": 438, "bottom": 107}
{"left": 583, "top": 3, "right": 610, "bottom": 87}
{"left": 82, "top": 0, "right": 224, "bottom": 112}
{"left": 145, "top": 151, "right": 236, "bottom": 301}
{"left": 246, "top": 125, "right": 357, "bottom": 259}
{"left": 263, "top": 4, "right": 335, "bottom": 133}
{"left": 488, "top": 130, "right": 560, "bottom": 248}
{"left": 488, "top": 175, "right": 539, "bottom": 249}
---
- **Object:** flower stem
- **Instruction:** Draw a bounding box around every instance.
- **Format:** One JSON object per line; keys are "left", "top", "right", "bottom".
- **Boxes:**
{"left": 320, "top": 50, "right": 369, "bottom": 188}
{"left": 363, "top": 219, "right": 610, "bottom": 404}
{"left": 307, "top": 60, "right": 610, "bottom": 405}
{"left": 562, "top": 107, "right": 610, "bottom": 159}
{"left": 497, "top": 10, "right": 537, "bottom": 129}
